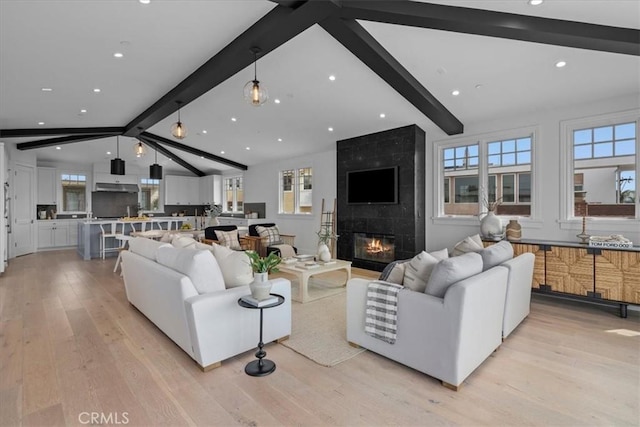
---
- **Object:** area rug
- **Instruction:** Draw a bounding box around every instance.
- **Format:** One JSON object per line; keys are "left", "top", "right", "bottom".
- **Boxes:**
{"left": 273, "top": 269, "right": 352, "bottom": 303}
{"left": 279, "top": 291, "right": 366, "bottom": 367}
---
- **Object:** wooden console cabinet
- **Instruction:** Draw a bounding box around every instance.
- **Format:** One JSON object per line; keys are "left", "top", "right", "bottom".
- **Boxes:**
{"left": 486, "top": 239, "right": 640, "bottom": 317}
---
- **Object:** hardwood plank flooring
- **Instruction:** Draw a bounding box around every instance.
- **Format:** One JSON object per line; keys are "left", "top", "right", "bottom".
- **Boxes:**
{"left": 1, "top": 249, "right": 638, "bottom": 426}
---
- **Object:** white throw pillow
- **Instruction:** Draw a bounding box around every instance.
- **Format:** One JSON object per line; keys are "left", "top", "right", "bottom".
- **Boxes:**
{"left": 386, "top": 262, "right": 406, "bottom": 285}
{"left": 156, "top": 246, "right": 225, "bottom": 294}
{"left": 480, "top": 240, "right": 514, "bottom": 271}
{"left": 452, "top": 234, "right": 484, "bottom": 256}
{"left": 172, "top": 235, "right": 197, "bottom": 249}
{"left": 211, "top": 244, "right": 253, "bottom": 288}
{"left": 256, "top": 225, "right": 282, "bottom": 246}
{"left": 430, "top": 248, "right": 449, "bottom": 261}
{"left": 403, "top": 251, "right": 440, "bottom": 292}
{"left": 128, "top": 237, "right": 167, "bottom": 261}
{"left": 424, "top": 252, "right": 483, "bottom": 298}
{"left": 214, "top": 229, "right": 242, "bottom": 250}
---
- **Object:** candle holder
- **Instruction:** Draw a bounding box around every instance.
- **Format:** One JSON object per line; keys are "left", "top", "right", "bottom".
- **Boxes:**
{"left": 576, "top": 215, "right": 590, "bottom": 244}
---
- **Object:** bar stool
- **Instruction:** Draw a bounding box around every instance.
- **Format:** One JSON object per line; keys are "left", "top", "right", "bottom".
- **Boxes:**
{"left": 113, "top": 233, "right": 133, "bottom": 273}
{"left": 99, "top": 222, "right": 122, "bottom": 259}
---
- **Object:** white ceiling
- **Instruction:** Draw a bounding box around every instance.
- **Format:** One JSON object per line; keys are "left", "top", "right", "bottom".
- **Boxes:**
{"left": 1, "top": 0, "right": 639, "bottom": 175}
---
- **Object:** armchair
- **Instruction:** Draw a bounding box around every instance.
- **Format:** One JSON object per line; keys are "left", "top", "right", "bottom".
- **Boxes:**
{"left": 202, "top": 225, "right": 249, "bottom": 250}
{"left": 244, "top": 223, "right": 297, "bottom": 257}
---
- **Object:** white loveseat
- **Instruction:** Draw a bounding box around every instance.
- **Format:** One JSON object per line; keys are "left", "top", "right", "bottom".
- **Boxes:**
{"left": 121, "top": 237, "right": 291, "bottom": 371}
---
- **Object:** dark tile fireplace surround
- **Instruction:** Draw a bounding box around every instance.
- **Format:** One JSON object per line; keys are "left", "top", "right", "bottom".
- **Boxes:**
{"left": 337, "top": 125, "right": 426, "bottom": 271}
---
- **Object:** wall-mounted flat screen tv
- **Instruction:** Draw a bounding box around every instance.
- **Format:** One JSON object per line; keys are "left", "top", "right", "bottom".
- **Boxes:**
{"left": 347, "top": 166, "right": 398, "bottom": 204}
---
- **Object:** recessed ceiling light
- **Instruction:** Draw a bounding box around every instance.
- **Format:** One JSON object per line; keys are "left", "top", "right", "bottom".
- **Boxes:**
{"left": 528, "top": 0, "right": 543, "bottom": 5}
{"left": 277, "top": 138, "right": 283, "bottom": 142}
{"left": 41, "top": 87, "right": 52, "bottom": 92}
{"left": 202, "top": 130, "right": 207, "bottom": 134}
{"left": 113, "top": 52, "right": 124, "bottom": 58}
{"left": 80, "top": 109, "right": 87, "bottom": 113}
{"left": 231, "top": 117, "right": 237, "bottom": 122}
{"left": 274, "top": 99, "right": 281, "bottom": 104}
{"left": 55, "top": 146, "right": 61, "bottom": 150}
{"left": 555, "top": 60, "right": 567, "bottom": 68}
{"left": 139, "top": 0, "right": 150, "bottom": 4}
{"left": 452, "top": 89, "right": 460, "bottom": 96}
{"left": 38, "top": 121, "right": 45, "bottom": 125}
{"left": 328, "top": 127, "right": 334, "bottom": 132}
{"left": 246, "top": 147, "right": 250, "bottom": 150}
{"left": 329, "top": 75, "right": 336, "bottom": 81}
{"left": 200, "top": 156, "right": 204, "bottom": 159}
{"left": 106, "top": 151, "right": 111, "bottom": 155}
{"left": 93, "top": 88, "right": 101, "bottom": 93}
{"left": 221, "top": 151, "right": 225, "bottom": 154}
{"left": 379, "top": 113, "right": 386, "bottom": 119}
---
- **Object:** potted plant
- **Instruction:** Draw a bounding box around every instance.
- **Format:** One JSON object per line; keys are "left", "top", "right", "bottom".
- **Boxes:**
{"left": 245, "top": 250, "right": 281, "bottom": 300}
{"left": 316, "top": 227, "right": 338, "bottom": 262}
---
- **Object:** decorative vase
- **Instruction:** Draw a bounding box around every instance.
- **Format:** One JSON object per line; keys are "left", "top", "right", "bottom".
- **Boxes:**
{"left": 317, "top": 243, "right": 331, "bottom": 262}
{"left": 505, "top": 219, "right": 522, "bottom": 241}
{"left": 208, "top": 216, "right": 220, "bottom": 226}
{"left": 480, "top": 210, "right": 502, "bottom": 238}
{"left": 249, "top": 272, "right": 272, "bottom": 301}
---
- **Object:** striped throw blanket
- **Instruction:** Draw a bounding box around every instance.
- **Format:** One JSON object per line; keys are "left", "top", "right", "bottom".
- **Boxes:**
{"left": 365, "top": 281, "right": 403, "bottom": 344}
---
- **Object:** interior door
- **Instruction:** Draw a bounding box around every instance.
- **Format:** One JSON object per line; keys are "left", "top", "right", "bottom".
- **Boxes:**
{"left": 11, "top": 163, "right": 35, "bottom": 257}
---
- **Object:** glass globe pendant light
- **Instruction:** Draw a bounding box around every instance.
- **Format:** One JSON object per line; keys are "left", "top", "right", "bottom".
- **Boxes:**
{"left": 134, "top": 140, "right": 146, "bottom": 158}
{"left": 243, "top": 47, "right": 268, "bottom": 106}
{"left": 170, "top": 102, "right": 187, "bottom": 139}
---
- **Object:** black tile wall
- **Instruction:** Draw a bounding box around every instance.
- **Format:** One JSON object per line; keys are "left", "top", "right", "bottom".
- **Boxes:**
{"left": 337, "top": 125, "right": 426, "bottom": 271}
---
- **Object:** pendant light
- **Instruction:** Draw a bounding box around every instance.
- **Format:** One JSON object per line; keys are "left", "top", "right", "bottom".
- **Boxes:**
{"left": 149, "top": 147, "right": 163, "bottom": 180}
{"left": 110, "top": 136, "right": 125, "bottom": 175}
{"left": 170, "top": 101, "right": 187, "bottom": 139}
{"left": 134, "top": 140, "right": 146, "bottom": 158}
{"left": 243, "top": 47, "right": 268, "bottom": 106}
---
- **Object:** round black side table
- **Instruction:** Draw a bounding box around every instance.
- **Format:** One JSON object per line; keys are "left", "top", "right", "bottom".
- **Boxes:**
{"left": 237, "top": 293, "right": 285, "bottom": 377}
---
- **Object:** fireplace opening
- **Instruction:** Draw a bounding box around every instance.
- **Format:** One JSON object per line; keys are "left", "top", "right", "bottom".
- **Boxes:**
{"left": 353, "top": 232, "right": 395, "bottom": 264}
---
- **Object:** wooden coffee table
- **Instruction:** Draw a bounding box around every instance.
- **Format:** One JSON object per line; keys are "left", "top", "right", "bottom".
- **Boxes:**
{"left": 278, "top": 260, "right": 352, "bottom": 303}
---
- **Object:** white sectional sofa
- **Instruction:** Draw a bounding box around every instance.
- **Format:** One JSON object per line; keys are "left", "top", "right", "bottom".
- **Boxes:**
{"left": 347, "top": 241, "right": 534, "bottom": 390}
{"left": 121, "top": 237, "right": 291, "bottom": 371}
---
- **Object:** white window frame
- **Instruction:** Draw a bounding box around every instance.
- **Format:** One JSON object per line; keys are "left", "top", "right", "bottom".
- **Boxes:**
{"left": 223, "top": 175, "right": 243, "bottom": 213}
{"left": 559, "top": 109, "right": 640, "bottom": 232}
{"left": 433, "top": 126, "right": 541, "bottom": 226}
{"left": 59, "top": 171, "right": 89, "bottom": 214}
{"left": 279, "top": 167, "right": 313, "bottom": 215}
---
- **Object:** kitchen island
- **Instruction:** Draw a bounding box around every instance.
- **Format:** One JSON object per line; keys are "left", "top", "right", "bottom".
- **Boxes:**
{"left": 77, "top": 217, "right": 192, "bottom": 260}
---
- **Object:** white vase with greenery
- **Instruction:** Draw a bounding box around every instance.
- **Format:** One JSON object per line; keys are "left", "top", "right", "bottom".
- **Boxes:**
{"left": 246, "top": 251, "right": 281, "bottom": 300}
{"left": 316, "top": 227, "right": 337, "bottom": 262}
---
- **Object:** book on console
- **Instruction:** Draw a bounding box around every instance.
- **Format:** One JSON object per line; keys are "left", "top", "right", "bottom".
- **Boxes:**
{"left": 241, "top": 295, "right": 278, "bottom": 307}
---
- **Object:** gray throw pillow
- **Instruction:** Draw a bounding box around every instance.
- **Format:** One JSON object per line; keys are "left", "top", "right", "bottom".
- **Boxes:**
{"left": 424, "top": 252, "right": 483, "bottom": 298}
{"left": 403, "top": 251, "right": 440, "bottom": 292}
{"left": 480, "top": 240, "right": 514, "bottom": 271}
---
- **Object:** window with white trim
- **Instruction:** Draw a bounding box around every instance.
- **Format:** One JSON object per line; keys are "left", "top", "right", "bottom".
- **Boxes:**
{"left": 437, "top": 131, "right": 534, "bottom": 218}
{"left": 60, "top": 173, "right": 86, "bottom": 213}
{"left": 279, "top": 167, "right": 312, "bottom": 214}
{"left": 572, "top": 121, "right": 636, "bottom": 218}
{"left": 224, "top": 176, "right": 243, "bottom": 213}
{"left": 139, "top": 178, "right": 160, "bottom": 211}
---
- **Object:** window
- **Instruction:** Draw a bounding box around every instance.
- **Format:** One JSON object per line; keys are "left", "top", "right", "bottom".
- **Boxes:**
{"left": 140, "top": 178, "right": 160, "bottom": 211}
{"left": 61, "top": 173, "right": 86, "bottom": 212}
{"left": 572, "top": 120, "right": 636, "bottom": 218}
{"left": 438, "top": 130, "right": 535, "bottom": 218}
{"left": 224, "top": 176, "right": 243, "bottom": 212}
{"left": 279, "top": 167, "right": 312, "bottom": 214}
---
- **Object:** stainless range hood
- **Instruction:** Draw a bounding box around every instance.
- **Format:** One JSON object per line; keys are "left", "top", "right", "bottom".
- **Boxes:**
{"left": 94, "top": 182, "right": 139, "bottom": 193}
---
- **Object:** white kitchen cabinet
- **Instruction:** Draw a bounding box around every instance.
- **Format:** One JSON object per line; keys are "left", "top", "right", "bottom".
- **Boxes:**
{"left": 37, "top": 167, "right": 57, "bottom": 204}
{"left": 199, "top": 175, "right": 222, "bottom": 205}
{"left": 94, "top": 173, "right": 138, "bottom": 187}
{"left": 165, "top": 175, "right": 200, "bottom": 205}
{"left": 37, "top": 221, "right": 69, "bottom": 249}
{"left": 217, "top": 217, "right": 271, "bottom": 227}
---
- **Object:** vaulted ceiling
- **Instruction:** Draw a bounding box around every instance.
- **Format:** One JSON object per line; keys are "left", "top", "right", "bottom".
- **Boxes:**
{"left": 1, "top": 0, "right": 638, "bottom": 175}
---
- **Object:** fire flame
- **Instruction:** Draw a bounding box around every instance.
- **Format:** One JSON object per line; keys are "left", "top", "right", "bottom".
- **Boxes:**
{"left": 366, "top": 239, "right": 388, "bottom": 254}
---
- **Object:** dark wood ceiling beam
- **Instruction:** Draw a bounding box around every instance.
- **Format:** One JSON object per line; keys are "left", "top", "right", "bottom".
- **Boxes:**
{"left": 0, "top": 127, "right": 124, "bottom": 138}
{"left": 341, "top": 1, "right": 640, "bottom": 56}
{"left": 16, "top": 134, "right": 115, "bottom": 150}
{"left": 138, "top": 135, "right": 205, "bottom": 177}
{"left": 123, "top": 1, "right": 342, "bottom": 137}
{"left": 320, "top": 17, "right": 463, "bottom": 135}
{"left": 141, "top": 132, "right": 248, "bottom": 171}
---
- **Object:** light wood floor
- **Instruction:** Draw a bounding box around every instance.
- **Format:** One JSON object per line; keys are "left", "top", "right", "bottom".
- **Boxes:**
{"left": 1, "top": 250, "right": 638, "bottom": 426}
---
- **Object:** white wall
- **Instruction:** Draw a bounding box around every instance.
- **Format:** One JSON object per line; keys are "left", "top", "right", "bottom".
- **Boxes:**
{"left": 425, "top": 93, "right": 640, "bottom": 251}
{"left": 243, "top": 150, "right": 336, "bottom": 255}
